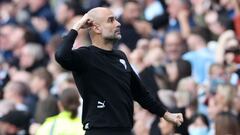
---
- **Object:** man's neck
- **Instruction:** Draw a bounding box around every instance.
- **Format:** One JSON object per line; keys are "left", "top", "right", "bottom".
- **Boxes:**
{"left": 194, "top": 44, "right": 206, "bottom": 51}
{"left": 92, "top": 38, "right": 114, "bottom": 51}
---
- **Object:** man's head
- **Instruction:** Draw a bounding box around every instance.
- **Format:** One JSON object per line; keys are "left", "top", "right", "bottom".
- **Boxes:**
{"left": 87, "top": 7, "right": 121, "bottom": 42}
{"left": 28, "top": 0, "right": 47, "bottom": 12}
{"left": 163, "top": 31, "right": 184, "bottom": 61}
{"left": 20, "top": 43, "right": 44, "bottom": 70}
{"left": 30, "top": 67, "right": 53, "bottom": 94}
{"left": 187, "top": 29, "right": 207, "bottom": 51}
{"left": 204, "top": 10, "right": 227, "bottom": 36}
{"left": 3, "top": 81, "right": 29, "bottom": 103}
{"left": 122, "top": 1, "right": 141, "bottom": 23}
{"left": 166, "top": 0, "right": 189, "bottom": 18}
{"left": 56, "top": 1, "right": 79, "bottom": 25}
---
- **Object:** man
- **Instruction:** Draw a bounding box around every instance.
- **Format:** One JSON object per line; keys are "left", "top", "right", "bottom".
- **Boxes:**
{"left": 3, "top": 81, "right": 29, "bottom": 112}
{"left": 55, "top": 0, "right": 83, "bottom": 34}
{"left": 55, "top": 7, "right": 183, "bottom": 135}
{"left": 117, "top": 0, "right": 141, "bottom": 50}
{"left": 183, "top": 29, "right": 214, "bottom": 84}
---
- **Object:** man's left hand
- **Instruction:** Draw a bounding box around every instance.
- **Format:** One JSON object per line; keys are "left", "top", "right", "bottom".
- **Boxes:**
{"left": 163, "top": 111, "right": 184, "bottom": 127}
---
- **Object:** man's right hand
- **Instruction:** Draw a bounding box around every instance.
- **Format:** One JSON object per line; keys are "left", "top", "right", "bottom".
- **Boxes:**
{"left": 72, "top": 14, "right": 94, "bottom": 31}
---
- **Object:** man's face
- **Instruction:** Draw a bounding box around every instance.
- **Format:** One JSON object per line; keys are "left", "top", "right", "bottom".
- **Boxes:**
{"left": 164, "top": 33, "right": 183, "bottom": 61}
{"left": 205, "top": 11, "right": 225, "bottom": 36}
{"left": 167, "top": 0, "right": 184, "bottom": 18}
{"left": 123, "top": 2, "right": 140, "bottom": 23}
{"left": 20, "top": 47, "right": 34, "bottom": 69}
{"left": 98, "top": 10, "right": 121, "bottom": 41}
{"left": 207, "top": 98, "right": 221, "bottom": 121}
{"left": 30, "top": 76, "right": 44, "bottom": 94}
{"left": 56, "top": 3, "right": 69, "bottom": 25}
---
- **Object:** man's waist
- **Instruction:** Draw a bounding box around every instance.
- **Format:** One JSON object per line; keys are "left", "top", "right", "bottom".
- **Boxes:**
{"left": 84, "top": 125, "right": 132, "bottom": 131}
{"left": 83, "top": 120, "right": 133, "bottom": 131}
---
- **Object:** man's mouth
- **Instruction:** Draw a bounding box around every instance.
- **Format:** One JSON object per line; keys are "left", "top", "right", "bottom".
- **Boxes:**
{"left": 115, "top": 29, "right": 121, "bottom": 33}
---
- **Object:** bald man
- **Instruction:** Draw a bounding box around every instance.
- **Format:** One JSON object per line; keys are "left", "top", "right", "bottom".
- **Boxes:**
{"left": 55, "top": 7, "right": 183, "bottom": 135}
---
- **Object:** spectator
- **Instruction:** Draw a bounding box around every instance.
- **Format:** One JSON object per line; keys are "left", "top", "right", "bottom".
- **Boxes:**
{"left": 133, "top": 106, "right": 155, "bottom": 135}
{"left": 117, "top": 0, "right": 141, "bottom": 50}
{"left": 36, "top": 88, "right": 84, "bottom": 135}
{"left": 204, "top": 63, "right": 233, "bottom": 95}
{"left": 10, "top": 70, "right": 32, "bottom": 85}
{"left": 141, "top": 47, "right": 169, "bottom": 97}
{"left": 215, "top": 30, "right": 239, "bottom": 64}
{"left": 107, "top": 0, "right": 124, "bottom": 17}
{"left": 3, "top": 81, "right": 29, "bottom": 112}
{"left": 27, "top": 0, "right": 58, "bottom": 43}
{"left": 129, "top": 47, "right": 146, "bottom": 73}
{"left": 215, "top": 30, "right": 240, "bottom": 82}
{"left": 214, "top": 84, "right": 236, "bottom": 112}
{"left": 144, "top": 0, "right": 165, "bottom": 21}
{"left": 166, "top": 0, "right": 193, "bottom": 38}
{"left": 183, "top": 28, "right": 214, "bottom": 84}
{"left": 45, "top": 34, "right": 62, "bottom": 61}
{"left": 55, "top": 0, "right": 81, "bottom": 34}
{"left": 176, "top": 77, "right": 197, "bottom": 99}
{"left": 0, "top": 24, "right": 16, "bottom": 62}
{"left": 30, "top": 67, "right": 58, "bottom": 124}
{"left": 215, "top": 112, "right": 240, "bottom": 135}
{"left": 204, "top": 10, "right": 230, "bottom": 40}
{"left": 0, "top": 110, "right": 31, "bottom": 135}
{"left": 188, "top": 113, "right": 209, "bottom": 135}
{"left": 0, "top": 0, "right": 16, "bottom": 25}
{"left": 207, "top": 84, "right": 236, "bottom": 135}
{"left": 134, "top": 20, "right": 155, "bottom": 39}
{"left": 163, "top": 31, "right": 185, "bottom": 62}
{"left": 0, "top": 100, "right": 15, "bottom": 117}
{"left": 158, "top": 118, "right": 176, "bottom": 135}
{"left": 19, "top": 43, "right": 46, "bottom": 72}
{"left": 163, "top": 31, "right": 191, "bottom": 90}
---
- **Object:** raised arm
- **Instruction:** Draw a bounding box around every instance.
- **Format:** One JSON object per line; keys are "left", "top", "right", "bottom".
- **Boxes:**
{"left": 55, "top": 14, "right": 93, "bottom": 70}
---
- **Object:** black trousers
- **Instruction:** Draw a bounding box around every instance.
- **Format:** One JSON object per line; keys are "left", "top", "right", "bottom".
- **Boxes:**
{"left": 85, "top": 128, "right": 133, "bottom": 135}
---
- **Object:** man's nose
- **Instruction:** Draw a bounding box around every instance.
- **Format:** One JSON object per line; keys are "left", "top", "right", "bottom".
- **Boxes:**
{"left": 115, "top": 20, "right": 121, "bottom": 27}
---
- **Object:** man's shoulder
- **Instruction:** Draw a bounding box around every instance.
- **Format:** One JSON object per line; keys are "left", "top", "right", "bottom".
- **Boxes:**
{"left": 182, "top": 51, "right": 195, "bottom": 60}
{"left": 73, "top": 46, "right": 93, "bottom": 54}
{"left": 73, "top": 46, "right": 91, "bottom": 50}
{"left": 114, "top": 49, "right": 127, "bottom": 58}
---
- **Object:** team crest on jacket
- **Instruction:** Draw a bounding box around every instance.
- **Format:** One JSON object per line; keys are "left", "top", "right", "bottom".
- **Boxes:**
{"left": 119, "top": 59, "right": 127, "bottom": 70}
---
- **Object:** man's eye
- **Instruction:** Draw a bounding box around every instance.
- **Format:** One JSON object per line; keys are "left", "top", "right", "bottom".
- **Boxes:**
{"left": 108, "top": 18, "right": 114, "bottom": 23}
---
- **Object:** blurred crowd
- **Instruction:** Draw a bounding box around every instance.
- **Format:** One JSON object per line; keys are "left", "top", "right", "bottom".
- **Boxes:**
{"left": 0, "top": 0, "right": 240, "bottom": 135}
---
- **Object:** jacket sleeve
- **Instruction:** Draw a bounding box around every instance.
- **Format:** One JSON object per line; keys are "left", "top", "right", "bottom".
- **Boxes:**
{"left": 130, "top": 68, "right": 167, "bottom": 117}
{"left": 55, "top": 29, "right": 88, "bottom": 71}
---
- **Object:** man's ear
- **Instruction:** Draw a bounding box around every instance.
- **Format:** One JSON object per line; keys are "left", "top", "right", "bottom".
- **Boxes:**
{"left": 92, "top": 25, "right": 101, "bottom": 34}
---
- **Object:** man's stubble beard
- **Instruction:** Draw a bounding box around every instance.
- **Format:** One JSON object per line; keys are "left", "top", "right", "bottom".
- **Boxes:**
{"left": 104, "top": 34, "right": 121, "bottom": 44}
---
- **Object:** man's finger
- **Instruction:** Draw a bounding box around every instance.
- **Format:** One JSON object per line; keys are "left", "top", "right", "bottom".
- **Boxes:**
{"left": 177, "top": 121, "right": 181, "bottom": 127}
{"left": 180, "top": 117, "right": 184, "bottom": 123}
{"left": 179, "top": 114, "right": 184, "bottom": 123}
{"left": 177, "top": 114, "right": 183, "bottom": 122}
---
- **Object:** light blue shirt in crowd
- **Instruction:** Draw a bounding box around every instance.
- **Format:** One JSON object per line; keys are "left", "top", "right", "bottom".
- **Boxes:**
{"left": 144, "top": 0, "right": 164, "bottom": 21}
{"left": 183, "top": 48, "right": 214, "bottom": 84}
